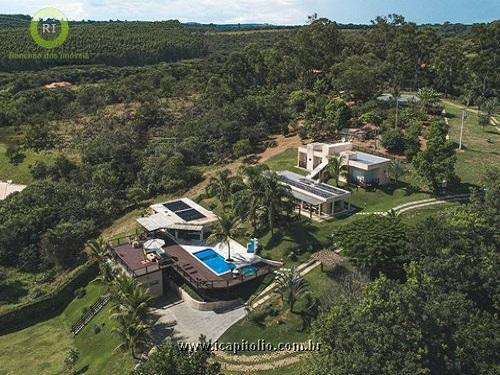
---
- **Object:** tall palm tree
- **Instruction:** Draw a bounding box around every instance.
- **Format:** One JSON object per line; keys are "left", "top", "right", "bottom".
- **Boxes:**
{"left": 321, "top": 155, "right": 347, "bottom": 186}
{"left": 275, "top": 268, "right": 309, "bottom": 312}
{"left": 207, "top": 212, "right": 242, "bottom": 262}
{"left": 389, "top": 159, "right": 406, "bottom": 185}
{"left": 86, "top": 238, "right": 114, "bottom": 285}
{"left": 111, "top": 311, "right": 150, "bottom": 359}
{"left": 232, "top": 165, "right": 268, "bottom": 234}
{"left": 206, "top": 169, "right": 233, "bottom": 206}
{"left": 111, "top": 273, "right": 152, "bottom": 321}
{"left": 85, "top": 237, "right": 110, "bottom": 263}
{"left": 260, "top": 172, "right": 293, "bottom": 237}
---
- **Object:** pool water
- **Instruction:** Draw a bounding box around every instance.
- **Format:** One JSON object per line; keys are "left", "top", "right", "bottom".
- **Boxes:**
{"left": 193, "top": 248, "right": 235, "bottom": 275}
{"left": 239, "top": 265, "right": 257, "bottom": 276}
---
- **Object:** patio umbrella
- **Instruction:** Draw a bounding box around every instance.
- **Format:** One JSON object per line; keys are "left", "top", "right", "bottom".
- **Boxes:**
{"left": 143, "top": 238, "right": 165, "bottom": 250}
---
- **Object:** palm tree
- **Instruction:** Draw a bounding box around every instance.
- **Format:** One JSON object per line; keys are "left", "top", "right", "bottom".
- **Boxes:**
{"left": 207, "top": 212, "right": 242, "bottom": 262}
{"left": 321, "top": 155, "right": 347, "bottom": 186}
{"left": 111, "top": 311, "right": 150, "bottom": 359}
{"left": 86, "top": 238, "right": 114, "bottom": 285}
{"left": 260, "top": 172, "right": 293, "bottom": 237}
{"left": 232, "top": 165, "right": 268, "bottom": 234}
{"left": 275, "top": 268, "right": 309, "bottom": 311}
{"left": 85, "top": 238, "right": 110, "bottom": 263}
{"left": 206, "top": 169, "right": 233, "bottom": 206}
{"left": 389, "top": 160, "right": 406, "bottom": 185}
{"left": 111, "top": 273, "right": 152, "bottom": 321}
{"left": 417, "top": 87, "right": 440, "bottom": 113}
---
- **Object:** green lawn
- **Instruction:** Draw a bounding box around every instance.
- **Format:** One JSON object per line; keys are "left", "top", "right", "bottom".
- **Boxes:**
{"left": 219, "top": 266, "right": 344, "bottom": 355}
{"left": 0, "top": 281, "right": 134, "bottom": 375}
{"left": 263, "top": 148, "right": 307, "bottom": 176}
{"left": 444, "top": 102, "right": 500, "bottom": 185}
{"left": 0, "top": 142, "right": 59, "bottom": 184}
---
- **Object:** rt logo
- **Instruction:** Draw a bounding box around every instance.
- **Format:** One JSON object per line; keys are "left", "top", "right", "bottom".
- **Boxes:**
{"left": 30, "top": 7, "right": 69, "bottom": 49}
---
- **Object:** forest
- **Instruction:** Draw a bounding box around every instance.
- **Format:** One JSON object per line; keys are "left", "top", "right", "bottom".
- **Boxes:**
{"left": 0, "top": 14, "right": 498, "bottom": 374}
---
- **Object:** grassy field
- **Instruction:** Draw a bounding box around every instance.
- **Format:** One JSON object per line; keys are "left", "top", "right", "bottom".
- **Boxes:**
{"left": 263, "top": 147, "right": 307, "bottom": 176}
{"left": 0, "top": 281, "right": 134, "bottom": 375}
{"left": 219, "top": 266, "right": 344, "bottom": 355}
{"left": 444, "top": 102, "right": 500, "bottom": 185}
{"left": 0, "top": 143, "right": 59, "bottom": 184}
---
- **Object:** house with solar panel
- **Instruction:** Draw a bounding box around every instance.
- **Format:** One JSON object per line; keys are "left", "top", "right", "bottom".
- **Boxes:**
{"left": 277, "top": 170, "right": 352, "bottom": 220}
{"left": 298, "top": 142, "right": 391, "bottom": 186}
{"left": 110, "top": 198, "right": 281, "bottom": 303}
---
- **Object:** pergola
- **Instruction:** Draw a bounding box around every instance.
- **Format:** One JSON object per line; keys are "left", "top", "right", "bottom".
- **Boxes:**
{"left": 312, "top": 249, "right": 346, "bottom": 272}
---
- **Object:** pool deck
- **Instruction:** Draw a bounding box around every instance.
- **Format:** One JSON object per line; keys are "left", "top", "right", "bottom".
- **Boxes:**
{"left": 112, "top": 239, "right": 279, "bottom": 290}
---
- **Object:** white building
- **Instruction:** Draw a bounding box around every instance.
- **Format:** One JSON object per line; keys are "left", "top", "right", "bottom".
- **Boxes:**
{"left": 277, "top": 170, "right": 351, "bottom": 220}
{"left": 137, "top": 198, "right": 219, "bottom": 242}
{"left": 297, "top": 142, "right": 391, "bottom": 186}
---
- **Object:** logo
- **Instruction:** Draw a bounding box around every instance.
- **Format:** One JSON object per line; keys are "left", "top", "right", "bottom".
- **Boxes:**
{"left": 29, "top": 7, "right": 69, "bottom": 49}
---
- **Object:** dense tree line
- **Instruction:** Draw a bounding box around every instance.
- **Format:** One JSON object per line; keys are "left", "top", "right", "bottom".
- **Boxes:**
{"left": 0, "top": 21, "right": 206, "bottom": 70}
{"left": 313, "top": 168, "right": 500, "bottom": 374}
{"left": 0, "top": 15, "right": 498, "bottom": 284}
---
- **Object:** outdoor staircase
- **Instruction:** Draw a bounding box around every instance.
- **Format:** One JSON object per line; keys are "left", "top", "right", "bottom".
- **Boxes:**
{"left": 71, "top": 294, "right": 111, "bottom": 336}
{"left": 306, "top": 160, "right": 328, "bottom": 180}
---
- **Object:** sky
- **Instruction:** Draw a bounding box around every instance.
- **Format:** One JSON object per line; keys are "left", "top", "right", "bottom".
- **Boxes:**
{"left": 0, "top": 0, "right": 499, "bottom": 25}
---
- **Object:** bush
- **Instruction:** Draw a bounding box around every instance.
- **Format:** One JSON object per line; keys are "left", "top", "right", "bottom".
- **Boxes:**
{"left": 263, "top": 139, "right": 277, "bottom": 148}
{"left": 93, "top": 324, "right": 101, "bottom": 334}
{"left": 233, "top": 139, "right": 253, "bottom": 158}
{"left": 82, "top": 306, "right": 89, "bottom": 315}
{"left": 248, "top": 308, "right": 268, "bottom": 325}
{"left": 359, "top": 111, "right": 383, "bottom": 126}
{"left": 382, "top": 129, "right": 407, "bottom": 154}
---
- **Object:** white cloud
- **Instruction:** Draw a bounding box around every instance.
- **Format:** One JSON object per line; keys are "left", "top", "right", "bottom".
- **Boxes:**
{"left": 0, "top": 0, "right": 310, "bottom": 24}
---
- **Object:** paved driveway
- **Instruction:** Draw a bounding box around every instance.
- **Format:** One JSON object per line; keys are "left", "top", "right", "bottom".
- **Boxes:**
{"left": 151, "top": 300, "right": 246, "bottom": 344}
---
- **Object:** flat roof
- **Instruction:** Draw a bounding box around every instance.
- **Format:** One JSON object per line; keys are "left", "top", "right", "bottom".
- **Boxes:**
{"left": 345, "top": 151, "right": 390, "bottom": 165}
{"left": 277, "top": 171, "right": 351, "bottom": 203}
{"left": 147, "top": 198, "right": 218, "bottom": 227}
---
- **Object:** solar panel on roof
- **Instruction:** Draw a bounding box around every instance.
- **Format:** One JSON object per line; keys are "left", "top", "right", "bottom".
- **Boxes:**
{"left": 164, "top": 200, "right": 191, "bottom": 212}
{"left": 176, "top": 208, "right": 206, "bottom": 222}
{"left": 280, "top": 176, "right": 332, "bottom": 198}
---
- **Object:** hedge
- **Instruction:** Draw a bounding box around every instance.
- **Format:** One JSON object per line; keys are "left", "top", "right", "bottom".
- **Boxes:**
{"left": 0, "top": 261, "right": 98, "bottom": 334}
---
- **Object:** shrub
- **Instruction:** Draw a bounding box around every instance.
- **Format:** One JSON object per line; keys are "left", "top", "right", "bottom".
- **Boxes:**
{"left": 263, "top": 139, "right": 278, "bottom": 148}
{"left": 82, "top": 306, "right": 89, "bottom": 315}
{"left": 248, "top": 309, "right": 268, "bottom": 325}
{"left": 233, "top": 139, "right": 253, "bottom": 158}
{"left": 382, "top": 129, "right": 407, "bottom": 154}
{"left": 93, "top": 324, "right": 101, "bottom": 334}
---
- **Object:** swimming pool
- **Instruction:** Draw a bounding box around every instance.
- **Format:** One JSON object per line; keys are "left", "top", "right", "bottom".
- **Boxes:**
{"left": 239, "top": 265, "right": 257, "bottom": 276}
{"left": 193, "top": 248, "right": 235, "bottom": 275}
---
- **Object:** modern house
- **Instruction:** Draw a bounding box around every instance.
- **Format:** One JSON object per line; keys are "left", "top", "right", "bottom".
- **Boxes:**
{"left": 277, "top": 170, "right": 351, "bottom": 220}
{"left": 110, "top": 198, "right": 281, "bottom": 299}
{"left": 297, "top": 142, "right": 391, "bottom": 186}
{"left": 137, "top": 198, "right": 219, "bottom": 243}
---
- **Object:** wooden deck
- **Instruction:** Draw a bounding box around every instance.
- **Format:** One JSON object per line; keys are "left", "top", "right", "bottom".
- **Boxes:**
{"left": 112, "top": 241, "right": 276, "bottom": 289}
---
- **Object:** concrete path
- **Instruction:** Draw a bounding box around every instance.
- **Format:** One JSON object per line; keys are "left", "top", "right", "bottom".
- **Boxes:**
{"left": 151, "top": 301, "right": 246, "bottom": 343}
{"left": 250, "top": 260, "right": 321, "bottom": 310}
{"left": 355, "top": 194, "right": 469, "bottom": 216}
